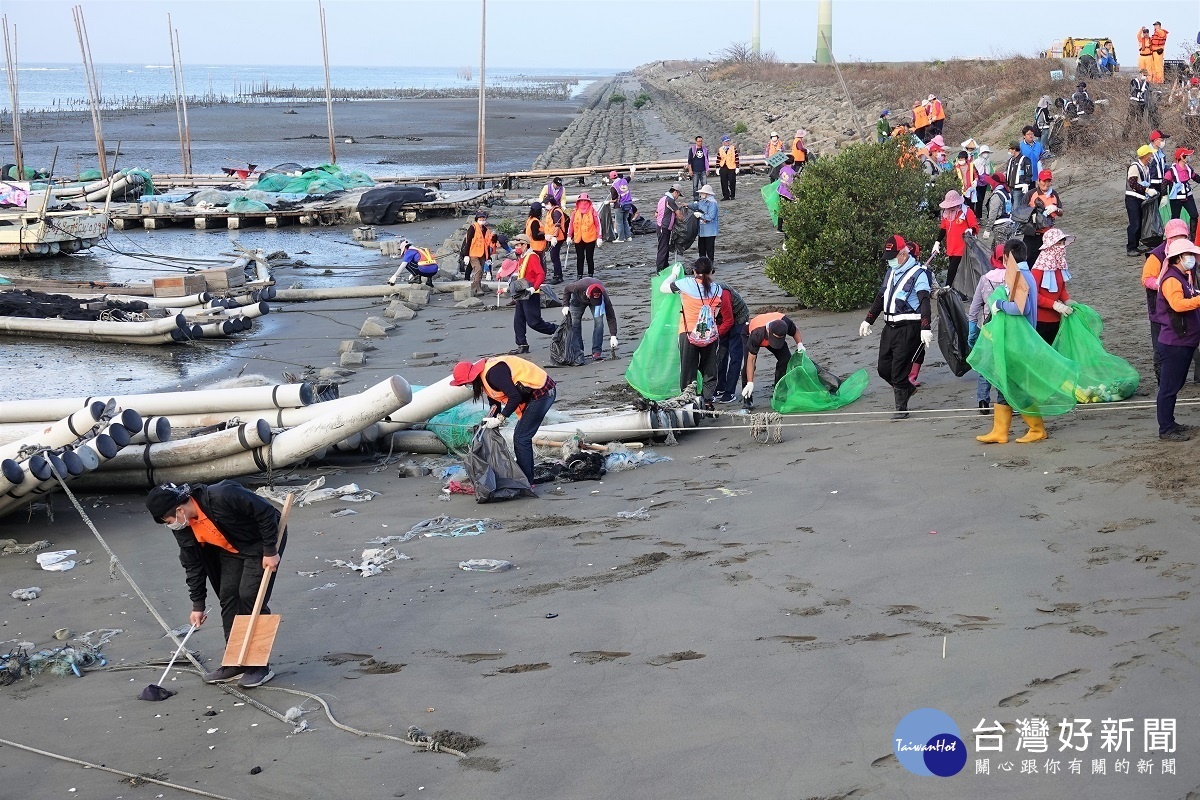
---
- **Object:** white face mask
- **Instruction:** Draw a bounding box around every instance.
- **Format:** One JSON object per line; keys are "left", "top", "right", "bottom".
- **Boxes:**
{"left": 1183, "top": 255, "right": 1197, "bottom": 269}
{"left": 165, "top": 507, "right": 189, "bottom": 530}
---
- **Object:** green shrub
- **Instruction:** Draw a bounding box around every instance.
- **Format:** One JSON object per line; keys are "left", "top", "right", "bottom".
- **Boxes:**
{"left": 633, "top": 92, "right": 651, "bottom": 109}
{"left": 491, "top": 218, "right": 522, "bottom": 238}
{"left": 764, "top": 138, "right": 957, "bottom": 311}
{"left": 608, "top": 92, "right": 627, "bottom": 104}
{"left": 732, "top": 121, "right": 749, "bottom": 135}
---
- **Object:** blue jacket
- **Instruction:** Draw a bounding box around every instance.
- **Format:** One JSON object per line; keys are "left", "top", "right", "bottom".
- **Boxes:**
{"left": 1019, "top": 140, "right": 1045, "bottom": 176}
{"left": 693, "top": 197, "right": 719, "bottom": 238}
{"left": 995, "top": 266, "right": 1038, "bottom": 327}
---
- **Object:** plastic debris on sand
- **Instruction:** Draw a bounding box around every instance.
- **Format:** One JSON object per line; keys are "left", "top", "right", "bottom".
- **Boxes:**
{"left": 36, "top": 550, "right": 77, "bottom": 571}
{"left": 327, "top": 547, "right": 411, "bottom": 577}
{"left": 257, "top": 477, "right": 379, "bottom": 506}
{"left": 1, "top": 538, "right": 51, "bottom": 557}
{"left": 458, "top": 559, "right": 514, "bottom": 572}
{"left": 615, "top": 507, "right": 651, "bottom": 521}
{"left": 10, "top": 586, "right": 41, "bottom": 601}
{"left": 604, "top": 448, "right": 672, "bottom": 472}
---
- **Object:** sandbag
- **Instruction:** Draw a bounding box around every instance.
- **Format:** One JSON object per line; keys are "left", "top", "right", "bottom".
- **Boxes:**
{"left": 771, "top": 351, "right": 869, "bottom": 413}
{"left": 465, "top": 427, "right": 536, "bottom": 502}
{"left": 1140, "top": 197, "right": 1165, "bottom": 247}
{"left": 625, "top": 267, "right": 683, "bottom": 400}
{"left": 1051, "top": 302, "right": 1139, "bottom": 402}
{"left": 966, "top": 286, "right": 1079, "bottom": 416}
{"left": 356, "top": 186, "right": 438, "bottom": 224}
{"left": 937, "top": 289, "right": 972, "bottom": 377}
{"left": 549, "top": 321, "right": 585, "bottom": 366}
{"left": 761, "top": 180, "right": 782, "bottom": 227}
{"left": 953, "top": 232, "right": 991, "bottom": 299}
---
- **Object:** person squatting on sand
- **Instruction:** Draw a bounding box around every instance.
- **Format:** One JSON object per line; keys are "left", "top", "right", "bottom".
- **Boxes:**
{"left": 740, "top": 312, "right": 804, "bottom": 408}
{"left": 386, "top": 240, "right": 438, "bottom": 287}
{"left": 561, "top": 277, "right": 619, "bottom": 362}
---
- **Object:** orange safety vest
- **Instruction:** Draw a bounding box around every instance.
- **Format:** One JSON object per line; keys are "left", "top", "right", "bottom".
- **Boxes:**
{"left": 525, "top": 217, "right": 547, "bottom": 251}
{"left": 467, "top": 221, "right": 489, "bottom": 258}
{"left": 790, "top": 138, "right": 807, "bottom": 163}
{"left": 912, "top": 103, "right": 930, "bottom": 128}
{"left": 412, "top": 246, "right": 436, "bottom": 266}
{"left": 1150, "top": 28, "right": 1168, "bottom": 51}
{"left": 544, "top": 208, "right": 566, "bottom": 240}
{"left": 677, "top": 282, "right": 724, "bottom": 335}
{"left": 717, "top": 145, "right": 738, "bottom": 169}
{"left": 765, "top": 139, "right": 784, "bottom": 157}
{"left": 748, "top": 312, "right": 786, "bottom": 346}
{"left": 189, "top": 507, "right": 239, "bottom": 554}
{"left": 480, "top": 355, "right": 550, "bottom": 418}
{"left": 1138, "top": 31, "right": 1153, "bottom": 56}
{"left": 571, "top": 206, "right": 598, "bottom": 243}
{"left": 928, "top": 99, "right": 945, "bottom": 122}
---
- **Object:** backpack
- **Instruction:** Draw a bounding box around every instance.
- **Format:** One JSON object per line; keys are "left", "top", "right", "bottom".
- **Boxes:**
{"left": 1011, "top": 205, "right": 1038, "bottom": 236}
{"left": 686, "top": 285, "right": 721, "bottom": 347}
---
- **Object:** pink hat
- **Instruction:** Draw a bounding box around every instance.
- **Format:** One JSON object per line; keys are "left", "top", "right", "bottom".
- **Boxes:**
{"left": 1165, "top": 219, "right": 1190, "bottom": 239}
{"left": 939, "top": 190, "right": 964, "bottom": 209}
{"left": 1166, "top": 238, "right": 1200, "bottom": 259}
{"left": 1039, "top": 228, "right": 1075, "bottom": 249}
{"left": 795, "top": 128, "right": 808, "bottom": 138}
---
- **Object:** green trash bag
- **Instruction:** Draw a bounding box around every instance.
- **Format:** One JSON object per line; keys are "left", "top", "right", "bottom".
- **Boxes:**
{"left": 966, "top": 286, "right": 1079, "bottom": 416}
{"left": 254, "top": 174, "right": 292, "bottom": 193}
{"left": 625, "top": 266, "right": 683, "bottom": 400}
{"left": 771, "top": 351, "right": 869, "bottom": 413}
{"left": 761, "top": 180, "right": 782, "bottom": 227}
{"left": 1051, "top": 302, "right": 1139, "bottom": 403}
{"left": 227, "top": 196, "right": 271, "bottom": 213}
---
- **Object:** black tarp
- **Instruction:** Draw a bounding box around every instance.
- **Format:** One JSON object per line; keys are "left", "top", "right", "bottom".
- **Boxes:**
{"left": 0, "top": 290, "right": 149, "bottom": 321}
{"left": 1140, "top": 197, "right": 1165, "bottom": 248}
{"left": 952, "top": 231, "right": 991, "bottom": 299}
{"left": 356, "top": 186, "right": 438, "bottom": 225}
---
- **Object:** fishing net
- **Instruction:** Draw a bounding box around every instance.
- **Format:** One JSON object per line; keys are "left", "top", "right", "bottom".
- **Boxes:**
{"left": 254, "top": 174, "right": 292, "bottom": 192}
{"left": 338, "top": 171, "right": 376, "bottom": 189}
{"left": 227, "top": 197, "right": 271, "bottom": 213}
{"left": 761, "top": 180, "right": 782, "bottom": 227}
{"left": 625, "top": 267, "right": 683, "bottom": 400}
{"left": 79, "top": 169, "right": 102, "bottom": 181}
{"left": 966, "top": 286, "right": 1079, "bottom": 416}
{"left": 126, "top": 169, "right": 156, "bottom": 197}
{"left": 771, "top": 351, "right": 869, "bottom": 413}
{"left": 1051, "top": 302, "right": 1139, "bottom": 402}
{"left": 424, "top": 397, "right": 490, "bottom": 452}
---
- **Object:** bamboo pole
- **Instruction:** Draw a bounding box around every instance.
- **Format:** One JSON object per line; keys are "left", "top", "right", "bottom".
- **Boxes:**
{"left": 476, "top": 0, "right": 486, "bottom": 175}
{"left": 821, "top": 31, "right": 865, "bottom": 138}
{"left": 319, "top": 0, "right": 336, "bottom": 165}
{"left": 175, "top": 28, "right": 193, "bottom": 174}
{"left": 2, "top": 18, "right": 23, "bottom": 179}
{"left": 167, "top": 14, "right": 187, "bottom": 175}
{"left": 77, "top": 5, "right": 107, "bottom": 175}
{"left": 72, "top": 6, "right": 107, "bottom": 176}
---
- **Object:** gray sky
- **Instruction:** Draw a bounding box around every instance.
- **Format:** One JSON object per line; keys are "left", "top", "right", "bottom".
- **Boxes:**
{"left": 4, "top": 0, "right": 1198, "bottom": 69}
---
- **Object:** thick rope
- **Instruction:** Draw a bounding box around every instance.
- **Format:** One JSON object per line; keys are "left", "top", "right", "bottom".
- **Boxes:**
{"left": 0, "top": 736, "right": 245, "bottom": 800}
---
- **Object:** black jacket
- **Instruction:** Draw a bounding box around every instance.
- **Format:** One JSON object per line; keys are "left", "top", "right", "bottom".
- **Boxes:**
{"left": 174, "top": 481, "right": 285, "bottom": 612}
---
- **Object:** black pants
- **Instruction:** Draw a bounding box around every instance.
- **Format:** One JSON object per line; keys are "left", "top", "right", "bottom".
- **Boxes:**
{"left": 946, "top": 255, "right": 963, "bottom": 292}
{"left": 1126, "top": 195, "right": 1144, "bottom": 252}
{"left": 756, "top": 344, "right": 791, "bottom": 387}
{"left": 575, "top": 240, "right": 596, "bottom": 277}
{"left": 1035, "top": 319, "right": 1059, "bottom": 344}
{"left": 514, "top": 296, "right": 556, "bottom": 345}
{"left": 1170, "top": 196, "right": 1199, "bottom": 239}
{"left": 715, "top": 323, "right": 747, "bottom": 398}
{"left": 719, "top": 166, "right": 737, "bottom": 199}
{"left": 215, "top": 534, "right": 285, "bottom": 642}
{"left": 679, "top": 333, "right": 719, "bottom": 403}
{"left": 698, "top": 235, "right": 715, "bottom": 263}
{"left": 404, "top": 265, "right": 435, "bottom": 286}
{"left": 1158, "top": 343, "right": 1197, "bottom": 434}
{"left": 1150, "top": 320, "right": 1164, "bottom": 383}
{"left": 878, "top": 321, "right": 920, "bottom": 409}
{"left": 776, "top": 197, "right": 790, "bottom": 232}
{"left": 1024, "top": 232, "right": 1045, "bottom": 266}
{"left": 548, "top": 241, "right": 564, "bottom": 280}
{"left": 656, "top": 226, "right": 673, "bottom": 271}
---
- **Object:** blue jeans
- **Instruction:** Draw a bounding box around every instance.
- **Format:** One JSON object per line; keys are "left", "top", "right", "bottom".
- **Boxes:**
{"left": 716, "top": 323, "right": 747, "bottom": 398}
{"left": 690, "top": 170, "right": 705, "bottom": 200}
{"left": 570, "top": 304, "right": 607, "bottom": 357}
{"left": 514, "top": 387, "right": 555, "bottom": 483}
{"left": 968, "top": 326, "right": 993, "bottom": 403}
{"left": 614, "top": 204, "right": 632, "bottom": 240}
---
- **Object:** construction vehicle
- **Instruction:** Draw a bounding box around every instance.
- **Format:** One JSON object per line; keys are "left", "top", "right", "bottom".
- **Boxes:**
{"left": 1058, "top": 37, "right": 1116, "bottom": 60}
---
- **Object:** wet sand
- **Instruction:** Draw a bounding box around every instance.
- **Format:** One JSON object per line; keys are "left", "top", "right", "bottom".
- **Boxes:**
{"left": 2, "top": 92, "right": 1200, "bottom": 799}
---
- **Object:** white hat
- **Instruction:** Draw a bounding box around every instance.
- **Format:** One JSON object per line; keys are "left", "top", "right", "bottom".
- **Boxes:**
{"left": 978, "top": 144, "right": 992, "bottom": 154}
{"left": 770, "top": 131, "right": 779, "bottom": 137}
{"left": 698, "top": 184, "right": 715, "bottom": 196}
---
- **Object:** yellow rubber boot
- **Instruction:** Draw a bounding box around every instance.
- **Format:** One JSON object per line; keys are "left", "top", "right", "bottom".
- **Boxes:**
{"left": 976, "top": 404, "right": 1012, "bottom": 444}
{"left": 1016, "top": 414, "right": 1047, "bottom": 443}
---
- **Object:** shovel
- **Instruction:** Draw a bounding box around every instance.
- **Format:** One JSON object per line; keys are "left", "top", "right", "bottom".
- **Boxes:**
{"left": 139, "top": 622, "right": 199, "bottom": 701}
{"left": 221, "top": 493, "right": 295, "bottom": 668}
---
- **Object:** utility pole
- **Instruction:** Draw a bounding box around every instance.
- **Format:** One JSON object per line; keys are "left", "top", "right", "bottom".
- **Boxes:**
{"left": 751, "top": 0, "right": 760, "bottom": 55}
{"left": 477, "top": 0, "right": 486, "bottom": 175}
{"left": 816, "top": 0, "right": 832, "bottom": 64}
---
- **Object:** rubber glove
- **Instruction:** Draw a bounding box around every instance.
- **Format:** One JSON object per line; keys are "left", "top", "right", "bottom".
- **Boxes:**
{"left": 1147, "top": 189, "right": 1159, "bottom": 197}
{"left": 694, "top": 211, "right": 703, "bottom": 218}
{"left": 462, "top": 255, "right": 471, "bottom": 266}
{"left": 481, "top": 416, "right": 503, "bottom": 429}
{"left": 562, "top": 306, "right": 571, "bottom": 317}
{"left": 795, "top": 342, "right": 806, "bottom": 353}
{"left": 596, "top": 239, "right": 604, "bottom": 248}
{"left": 609, "top": 336, "right": 619, "bottom": 349}
{"left": 931, "top": 241, "right": 942, "bottom": 255}
{"left": 548, "top": 237, "right": 557, "bottom": 247}
{"left": 981, "top": 230, "right": 991, "bottom": 239}
{"left": 1044, "top": 204, "right": 1058, "bottom": 214}
{"left": 858, "top": 321, "right": 873, "bottom": 337}
{"left": 387, "top": 276, "right": 397, "bottom": 286}
{"left": 741, "top": 382, "right": 755, "bottom": 399}
{"left": 920, "top": 330, "right": 934, "bottom": 347}
{"left": 1052, "top": 300, "right": 1073, "bottom": 315}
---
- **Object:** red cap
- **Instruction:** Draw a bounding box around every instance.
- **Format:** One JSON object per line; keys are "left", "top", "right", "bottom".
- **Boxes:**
{"left": 883, "top": 234, "right": 908, "bottom": 255}
{"left": 450, "top": 359, "right": 488, "bottom": 386}
{"left": 1176, "top": 147, "right": 1195, "bottom": 161}
{"left": 1150, "top": 130, "right": 1169, "bottom": 142}
{"left": 1037, "top": 170, "right": 1053, "bottom": 182}
{"left": 585, "top": 284, "right": 604, "bottom": 300}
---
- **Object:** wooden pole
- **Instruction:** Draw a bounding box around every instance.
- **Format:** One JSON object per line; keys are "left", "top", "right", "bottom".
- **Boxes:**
{"left": 319, "top": 0, "right": 336, "bottom": 165}
{"left": 72, "top": 6, "right": 107, "bottom": 176}
{"left": 821, "top": 31, "right": 865, "bottom": 138}
{"left": 477, "top": 0, "right": 486, "bottom": 175}
{"left": 2, "top": 18, "right": 23, "bottom": 179}
{"left": 175, "top": 28, "right": 193, "bottom": 174}
{"left": 78, "top": 6, "right": 107, "bottom": 175}
{"left": 167, "top": 14, "right": 187, "bottom": 174}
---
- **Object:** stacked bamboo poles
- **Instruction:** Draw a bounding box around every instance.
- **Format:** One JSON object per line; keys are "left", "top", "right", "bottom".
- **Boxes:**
{"left": 71, "top": 5, "right": 106, "bottom": 176}
{"left": 2, "top": 16, "right": 23, "bottom": 178}
{"left": 318, "top": 0, "right": 336, "bottom": 166}
{"left": 167, "top": 14, "right": 192, "bottom": 175}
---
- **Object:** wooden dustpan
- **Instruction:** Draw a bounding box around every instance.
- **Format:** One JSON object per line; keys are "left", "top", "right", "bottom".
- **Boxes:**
{"left": 222, "top": 493, "right": 294, "bottom": 667}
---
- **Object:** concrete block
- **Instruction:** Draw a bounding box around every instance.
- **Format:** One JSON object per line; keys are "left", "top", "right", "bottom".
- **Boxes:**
{"left": 384, "top": 301, "right": 417, "bottom": 321}
{"left": 338, "top": 340, "right": 376, "bottom": 354}
{"left": 452, "top": 288, "right": 473, "bottom": 301}
{"left": 454, "top": 297, "right": 484, "bottom": 309}
{"left": 359, "top": 316, "right": 393, "bottom": 337}
{"left": 339, "top": 350, "right": 366, "bottom": 367}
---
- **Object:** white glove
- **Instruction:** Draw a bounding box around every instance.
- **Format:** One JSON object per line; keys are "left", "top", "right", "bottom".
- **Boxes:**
{"left": 1044, "top": 204, "right": 1058, "bottom": 214}
{"left": 981, "top": 230, "right": 991, "bottom": 239}
{"left": 1146, "top": 189, "right": 1159, "bottom": 197}
{"left": 694, "top": 211, "right": 703, "bottom": 218}
{"left": 596, "top": 239, "right": 604, "bottom": 248}
{"left": 741, "top": 382, "right": 755, "bottom": 399}
{"left": 387, "top": 276, "right": 397, "bottom": 286}
{"left": 562, "top": 306, "right": 571, "bottom": 317}
{"left": 931, "top": 242, "right": 942, "bottom": 255}
{"left": 795, "top": 342, "right": 806, "bottom": 353}
{"left": 859, "top": 321, "right": 873, "bottom": 337}
{"left": 609, "top": 335, "right": 619, "bottom": 349}
{"left": 548, "top": 237, "right": 558, "bottom": 246}
{"left": 1052, "top": 300, "right": 1073, "bottom": 315}
{"left": 920, "top": 330, "right": 934, "bottom": 347}
{"left": 462, "top": 256, "right": 471, "bottom": 266}
{"left": 481, "top": 416, "right": 503, "bottom": 429}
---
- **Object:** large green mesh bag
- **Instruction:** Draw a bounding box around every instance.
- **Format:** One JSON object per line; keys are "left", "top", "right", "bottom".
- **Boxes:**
{"left": 254, "top": 174, "right": 292, "bottom": 192}
{"left": 771, "top": 351, "right": 869, "bottom": 413}
{"left": 339, "top": 171, "right": 375, "bottom": 188}
{"left": 425, "top": 399, "right": 490, "bottom": 451}
{"left": 967, "top": 286, "right": 1079, "bottom": 416}
{"left": 625, "top": 266, "right": 683, "bottom": 400}
{"left": 761, "top": 180, "right": 781, "bottom": 227}
{"left": 1051, "top": 302, "right": 1139, "bottom": 403}
{"left": 226, "top": 196, "right": 271, "bottom": 213}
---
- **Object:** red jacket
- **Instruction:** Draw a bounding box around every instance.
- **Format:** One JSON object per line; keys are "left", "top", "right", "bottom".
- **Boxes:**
{"left": 1031, "top": 268, "right": 1069, "bottom": 323}
{"left": 516, "top": 251, "right": 546, "bottom": 292}
{"left": 938, "top": 207, "right": 979, "bottom": 257}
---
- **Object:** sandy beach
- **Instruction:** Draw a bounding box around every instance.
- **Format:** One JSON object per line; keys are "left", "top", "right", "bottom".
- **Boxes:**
{"left": 2, "top": 65, "right": 1199, "bottom": 799}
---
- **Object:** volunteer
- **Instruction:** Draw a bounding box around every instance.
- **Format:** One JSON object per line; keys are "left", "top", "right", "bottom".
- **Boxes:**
{"left": 713, "top": 273, "right": 750, "bottom": 404}
{"left": 968, "top": 243, "right": 1007, "bottom": 414}
{"left": 741, "top": 312, "right": 804, "bottom": 406}
{"left": 525, "top": 202, "right": 549, "bottom": 259}
{"left": 1149, "top": 22, "right": 1168, "bottom": 84}
{"left": 952, "top": 150, "right": 980, "bottom": 223}
{"left": 926, "top": 95, "right": 945, "bottom": 137}
{"left": 1148, "top": 130, "right": 1171, "bottom": 195}
{"left": 450, "top": 356, "right": 556, "bottom": 483}
{"left": 661, "top": 257, "right": 734, "bottom": 411}
{"left": 146, "top": 481, "right": 286, "bottom": 689}
{"left": 387, "top": 239, "right": 439, "bottom": 287}
{"left": 1127, "top": 144, "right": 1158, "bottom": 258}
{"left": 686, "top": 135, "right": 710, "bottom": 200}
{"left": 542, "top": 196, "right": 568, "bottom": 284}
{"left": 567, "top": 192, "right": 602, "bottom": 278}
{"left": 1030, "top": 227, "right": 1075, "bottom": 344}
{"left": 876, "top": 110, "right": 893, "bottom": 143}
{"left": 460, "top": 208, "right": 495, "bottom": 297}
{"left": 507, "top": 234, "right": 556, "bottom": 354}
{"left": 790, "top": 129, "right": 809, "bottom": 171}
{"left": 716, "top": 135, "right": 740, "bottom": 200}
{"left": 1155, "top": 238, "right": 1200, "bottom": 441}
{"left": 1165, "top": 147, "right": 1198, "bottom": 239}
{"left": 1026, "top": 169, "right": 1063, "bottom": 263}
{"left": 982, "top": 172, "right": 1013, "bottom": 239}
{"left": 1137, "top": 27, "right": 1154, "bottom": 81}
{"left": 608, "top": 171, "right": 634, "bottom": 242}
{"left": 911, "top": 100, "right": 930, "bottom": 142}
{"left": 1019, "top": 125, "right": 1046, "bottom": 176}
{"left": 776, "top": 156, "right": 796, "bottom": 232}
{"left": 654, "top": 184, "right": 684, "bottom": 271}
{"left": 932, "top": 189, "right": 979, "bottom": 291}
{"left": 765, "top": 131, "right": 785, "bottom": 180}
{"left": 1034, "top": 96, "right": 1053, "bottom": 148}
{"left": 1141, "top": 219, "right": 1192, "bottom": 383}
{"left": 560, "top": 277, "right": 619, "bottom": 362}
{"left": 692, "top": 184, "right": 719, "bottom": 264}
{"left": 538, "top": 176, "right": 564, "bottom": 206}
{"left": 1004, "top": 141, "right": 1033, "bottom": 209}
{"left": 972, "top": 144, "right": 994, "bottom": 218}
{"left": 859, "top": 235, "right": 933, "bottom": 419}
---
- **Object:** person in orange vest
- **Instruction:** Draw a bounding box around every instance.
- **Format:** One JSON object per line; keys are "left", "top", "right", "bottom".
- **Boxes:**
{"left": 926, "top": 95, "right": 946, "bottom": 138}
{"left": 1026, "top": 169, "right": 1063, "bottom": 263}
{"left": 506, "top": 234, "right": 557, "bottom": 354}
{"left": 525, "top": 202, "right": 549, "bottom": 257}
{"left": 740, "top": 312, "right": 804, "bottom": 406}
{"left": 387, "top": 239, "right": 439, "bottom": 287}
{"left": 542, "top": 196, "right": 568, "bottom": 284}
{"left": 567, "top": 192, "right": 602, "bottom": 278}
{"left": 1137, "top": 27, "right": 1155, "bottom": 80}
{"left": 1149, "top": 22, "right": 1169, "bottom": 84}
{"left": 764, "top": 131, "right": 785, "bottom": 159}
{"left": 459, "top": 208, "right": 494, "bottom": 297}
{"left": 911, "top": 100, "right": 930, "bottom": 142}
{"left": 716, "top": 135, "right": 740, "bottom": 200}
{"left": 789, "top": 129, "right": 809, "bottom": 171}
{"left": 450, "top": 355, "right": 556, "bottom": 485}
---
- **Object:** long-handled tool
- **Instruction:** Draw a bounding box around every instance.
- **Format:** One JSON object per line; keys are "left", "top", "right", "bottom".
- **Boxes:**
{"left": 221, "top": 493, "right": 294, "bottom": 668}
{"left": 139, "top": 620, "right": 201, "bottom": 701}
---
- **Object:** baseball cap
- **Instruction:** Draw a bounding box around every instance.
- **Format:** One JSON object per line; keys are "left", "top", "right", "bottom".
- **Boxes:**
{"left": 766, "top": 319, "right": 789, "bottom": 345}
{"left": 721, "top": 135, "right": 731, "bottom": 142}
{"left": 670, "top": 183, "right": 683, "bottom": 193}
{"left": 1176, "top": 147, "right": 1195, "bottom": 160}
{"left": 1037, "top": 170, "right": 1053, "bottom": 181}
{"left": 147, "top": 483, "right": 192, "bottom": 523}
{"left": 1137, "top": 144, "right": 1156, "bottom": 158}
{"left": 450, "top": 359, "right": 488, "bottom": 386}
{"left": 1150, "top": 130, "right": 1169, "bottom": 142}
{"left": 512, "top": 234, "right": 531, "bottom": 245}
{"left": 552, "top": 176, "right": 562, "bottom": 185}
{"left": 474, "top": 209, "right": 488, "bottom": 219}
{"left": 883, "top": 234, "right": 909, "bottom": 256}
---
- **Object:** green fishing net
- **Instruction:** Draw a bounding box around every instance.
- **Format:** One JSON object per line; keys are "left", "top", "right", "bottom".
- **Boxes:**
{"left": 625, "top": 266, "right": 683, "bottom": 401}
{"left": 771, "top": 351, "right": 869, "bottom": 413}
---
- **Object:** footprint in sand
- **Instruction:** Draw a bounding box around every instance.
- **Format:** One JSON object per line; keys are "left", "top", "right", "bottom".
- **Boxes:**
{"left": 647, "top": 651, "right": 705, "bottom": 666}
{"left": 455, "top": 652, "right": 506, "bottom": 663}
{"left": 488, "top": 662, "right": 551, "bottom": 675}
{"left": 571, "top": 650, "right": 631, "bottom": 664}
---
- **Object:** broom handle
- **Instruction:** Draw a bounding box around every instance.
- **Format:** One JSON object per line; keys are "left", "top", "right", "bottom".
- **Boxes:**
{"left": 233, "top": 493, "right": 295, "bottom": 666}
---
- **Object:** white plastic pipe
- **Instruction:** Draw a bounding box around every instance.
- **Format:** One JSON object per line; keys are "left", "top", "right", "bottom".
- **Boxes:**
{"left": 99, "top": 419, "right": 272, "bottom": 471}
{"left": 374, "top": 378, "right": 474, "bottom": 434}
{"left": 0, "top": 383, "right": 315, "bottom": 424}
{"left": 0, "top": 313, "right": 185, "bottom": 340}
{"left": 386, "top": 430, "right": 449, "bottom": 454}
{"left": 0, "top": 400, "right": 110, "bottom": 460}
{"left": 272, "top": 285, "right": 402, "bottom": 301}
